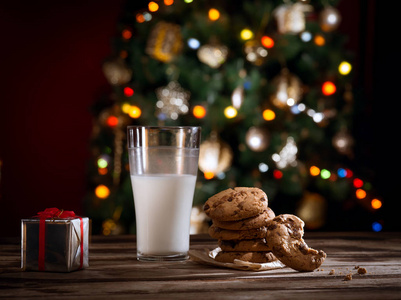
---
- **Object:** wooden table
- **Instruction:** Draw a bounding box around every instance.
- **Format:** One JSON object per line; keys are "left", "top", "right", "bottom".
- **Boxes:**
{"left": 1, "top": 232, "right": 401, "bottom": 299}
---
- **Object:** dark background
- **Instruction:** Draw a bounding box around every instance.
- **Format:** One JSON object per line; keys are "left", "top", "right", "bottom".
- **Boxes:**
{"left": 0, "top": 0, "right": 397, "bottom": 237}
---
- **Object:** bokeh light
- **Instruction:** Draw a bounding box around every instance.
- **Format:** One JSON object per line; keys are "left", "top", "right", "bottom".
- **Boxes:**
{"left": 128, "top": 105, "right": 141, "bottom": 118}
{"left": 224, "top": 106, "right": 237, "bottom": 118}
{"left": 208, "top": 8, "right": 220, "bottom": 21}
{"left": 240, "top": 29, "right": 254, "bottom": 40}
{"left": 371, "top": 199, "right": 382, "bottom": 210}
{"left": 95, "top": 185, "right": 110, "bottom": 199}
{"left": 356, "top": 188, "right": 367, "bottom": 199}
{"left": 322, "top": 81, "right": 336, "bottom": 95}
{"left": 310, "top": 166, "right": 320, "bottom": 176}
{"left": 193, "top": 105, "right": 206, "bottom": 118}
{"left": 339, "top": 61, "right": 352, "bottom": 75}
{"left": 148, "top": 1, "right": 159, "bottom": 12}
{"left": 261, "top": 36, "right": 274, "bottom": 48}
{"left": 124, "top": 87, "right": 134, "bottom": 97}
{"left": 262, "top": 109, "right": 275, "bottom": 121}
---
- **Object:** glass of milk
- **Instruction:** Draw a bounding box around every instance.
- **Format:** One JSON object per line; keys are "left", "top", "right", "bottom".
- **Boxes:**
{"left": 127, "top": 126, "right": 201, "bottom": 261}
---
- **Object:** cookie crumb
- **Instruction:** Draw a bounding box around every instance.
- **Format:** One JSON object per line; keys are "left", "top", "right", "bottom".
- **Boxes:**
{"left": 354, "top": 265, "right": 359, "bottom": 269}
{"left": 343, "top": 274, "right": 352, "bottom": 281}
{"left": 329, "top": 269, "right": 335, "bottom": 275}
{"left": 357, "top": 267, "right": 367, "bottom": 275}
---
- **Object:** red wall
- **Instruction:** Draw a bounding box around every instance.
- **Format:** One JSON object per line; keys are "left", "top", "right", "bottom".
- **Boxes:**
{"left": 0, "top": 0, "right": 124, "bottom": 237}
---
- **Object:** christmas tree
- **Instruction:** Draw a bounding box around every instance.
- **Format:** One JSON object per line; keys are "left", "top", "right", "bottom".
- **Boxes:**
{"left": 85, "top": 0, "right": 382, "bottom": 235}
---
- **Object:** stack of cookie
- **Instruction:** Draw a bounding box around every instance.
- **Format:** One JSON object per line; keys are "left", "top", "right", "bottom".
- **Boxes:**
{"left": 203, "top": 187, "right": 276, "bottom": 264}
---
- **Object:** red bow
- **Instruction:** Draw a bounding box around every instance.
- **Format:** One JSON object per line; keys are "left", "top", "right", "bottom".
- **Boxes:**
{"left": 36, "top": 207, "right": 76, "bottom": 219}
{"left": 35, "top": 208, "right": 83, "bottom": 271}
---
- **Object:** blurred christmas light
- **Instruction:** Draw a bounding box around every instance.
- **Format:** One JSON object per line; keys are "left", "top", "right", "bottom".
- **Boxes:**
{"left": 258, "top": 163, "right": 269, "bottom": 173}
{"left": 371, "top": 199, "right": 382, "bottom": 210}
{"left": 262, "top": 109, "right": 275, "bottom": 121}
{"left": 353, "top": 178, "right": 363, "bottom": 188}
{"left": 121, "top": 103, "right": 131, "bottom": 113}
{"left": 148, "top": 1, "right": 159, "bottom": 12}
{"left": 339, "top": 61, "right": 352, "bottom": 75}
{"left": 224, "top": 106, "right": 237, "bottom": 118}
{"left": 314, "top": 34, "right": 325, "bottom": 46}
{"left": 98, "top": 167, "right": 108, "bottom": 175}
{"left": 300, "top": 31, "right": 312, "bottom": 42}
{"left": 188, "top": 38, "right": 200, "bottom": 49}
{"left": 356, "top": 188, "right": 366, "bottom": 199}
{"left": 345, "top": 169, "right": 353, "bottom": 178}
{"left": 310, "top": 166, "right": 320, "bottom": 176}
{"left": 372, "top": 222, "right": 382, "bottom": 232}
{"left": 106, "top": 116, "right": 119, "bottom": 127}
{"left": 143, "top": 12, "right": 152, "bottom": 21}
{"left": 128, "top": 105, "right": 141, "bottom": 118}
{"left": 184, "top": 0, "right": 193, "bottom": 3}
{"left": 240, "top": 29, "right": 254, "bottom": 40}
{"left": 164, "top": 0, "right": 174, "bottom": 5}
{"left": 97, "top": 158, "right": 108, "bottom": 168}
{"left": 290, "top": 104, "right": 301, "bottom": 114}
{"left": 193, "top": 105, "right": 206, "bottom": 118}
{"left": 322, "top": 81, "right": 336, "bottom": 95}
{"left": 320, "top": 169, "right": 331, "bottom": 179}
{"left": 122, "top": 29, "right": 132, "bottom": 40}
{"left": 124, "top": 87, "right": 134, "bottom": 97}
{"left": 208, "top": 8, "right": 220, "bottom": 21}
{"left": 261, "top": 36, "right": 274, "bottom": 48}
{"left": 136, "top": 13, "right": 145, "bottom": 23}
{"left": 95, "top": 185, "right": 110, "bottom": 199}
{"left": 273, "top": 169, "right": 283, "bottom": 179}
{"left": 204, "top": 171, "right": 214, "bottom": 180}
{"left": 313, "top": 112, "right": 324, "bottom": 123}
{"left": 297, "top": 103, "right": 306, "bottom": 111}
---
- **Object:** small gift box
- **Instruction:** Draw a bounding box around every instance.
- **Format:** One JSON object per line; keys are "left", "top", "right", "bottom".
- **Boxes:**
{"left": 21, "top": 208, "right": 89, "bottom": 272}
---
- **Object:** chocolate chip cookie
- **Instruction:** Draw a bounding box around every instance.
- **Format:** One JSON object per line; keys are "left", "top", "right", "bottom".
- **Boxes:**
{"left": 212, "top": 207, "right": 275, "bottom": 230}
{"left": 203, "top": 187, "right": 268, "bottom": 221}
{"left": 208, "top": 224, "right": 268, "bottom": 240}
{"left": 218, "top": 238, "right": 272, "bottom": 252}
{"left": 265, "top": 214, "right": 327, "bottom": 272}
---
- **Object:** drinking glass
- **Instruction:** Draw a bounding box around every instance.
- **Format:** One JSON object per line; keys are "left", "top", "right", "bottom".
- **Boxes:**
{"left": 127, "top": 126, "right": 201, "bottom": 261}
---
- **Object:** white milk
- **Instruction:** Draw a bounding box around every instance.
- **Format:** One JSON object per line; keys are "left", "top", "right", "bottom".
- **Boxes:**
{"left": 131, "top": 174, "right": 197, "bottom": 255}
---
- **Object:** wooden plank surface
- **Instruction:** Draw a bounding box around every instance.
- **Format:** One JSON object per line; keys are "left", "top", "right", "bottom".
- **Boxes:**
{"left": 1, "top": 232, "right": 401, "bottom": 299}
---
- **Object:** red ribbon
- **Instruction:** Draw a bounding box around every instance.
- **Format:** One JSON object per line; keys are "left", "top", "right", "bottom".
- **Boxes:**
{"left": 35, "top": 208, "right": 84, "bottom": 271}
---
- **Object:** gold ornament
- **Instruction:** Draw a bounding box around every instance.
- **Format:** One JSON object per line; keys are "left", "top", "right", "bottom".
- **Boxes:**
{"left": 296, "top": 192, "right": 327, "bottom": 230}
{"left": 245, "top": 127, "right": 269, "bottom": 152}
{"left": 244, "top": 40, "right": 268, "bottom": 66}
{"left": 198, "top": 132, "right": 233, "bottom": 176}
{"left": 155, "top": 81, "right": 190, "bottom": 120}
{"left": 146, "top": 21, "right": 183, "bottom": 63}
{"left": 270, "top": 68, "right": 303, "bottom": 108}
{"left": 274, "top": 3, "right": 312, "bottom": 34}
{"left": 197, "top": 44, "right": 228, "bottom": 68}
{"left": 102, "top": 57, "right": 132, "bottom": 85}
{"left": 319, "top": 6, "right": 341, "bottom": 32}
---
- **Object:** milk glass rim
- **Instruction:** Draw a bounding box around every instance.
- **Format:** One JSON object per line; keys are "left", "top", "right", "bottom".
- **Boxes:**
{"left": 127, "top": 125, "right": 201, "bottom": 149}
{"left": 127, "top": 125, "right": 201, "bottom": 130}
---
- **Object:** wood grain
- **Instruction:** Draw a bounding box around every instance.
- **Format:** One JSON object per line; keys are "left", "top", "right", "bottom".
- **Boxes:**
{"left": 1, "top": 232, "right": 401, "bottom": 299}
